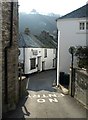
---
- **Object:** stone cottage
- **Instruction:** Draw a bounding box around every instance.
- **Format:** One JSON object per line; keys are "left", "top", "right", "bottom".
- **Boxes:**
{"left": 2, "top": 1, "right": 19, "bottom": 114}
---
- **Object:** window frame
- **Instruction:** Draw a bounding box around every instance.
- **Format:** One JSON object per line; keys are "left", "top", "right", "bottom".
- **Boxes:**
{"left": 44, "top": 49, "right": 47, "bottom": 58}
{"left": 30, "top": 58, "right": 36, "bottom": 70}
{"left": 79, "top": 22, "right": 85, "bottom": 30}
{"left": 86, "top": 22, "right": 88, "bottom": 30}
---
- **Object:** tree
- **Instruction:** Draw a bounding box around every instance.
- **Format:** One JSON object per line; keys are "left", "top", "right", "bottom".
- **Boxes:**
{"left": 75, "top": 46, "right": 88, "bottom": 70}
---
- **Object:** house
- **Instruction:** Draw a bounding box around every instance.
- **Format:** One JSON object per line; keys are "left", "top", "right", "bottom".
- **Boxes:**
{"left": 56, "top": 4, "right": 88, "bottom": 85}
{"left": 19, "top": 31, "right": 57, "bottom": 75}
{"left": 1, "top": 1, "right": 19, "bottom": 115}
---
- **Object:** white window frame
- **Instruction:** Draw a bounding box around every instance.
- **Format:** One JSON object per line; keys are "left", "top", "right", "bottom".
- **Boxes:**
{"left": 30, "top": 58, "right": 36, "bottom": 70}
{"left": 44, "top": 49, "right": 47, "bottom": 58}
{"left": 79, "top": 22, "right": 85, "bottom": 30}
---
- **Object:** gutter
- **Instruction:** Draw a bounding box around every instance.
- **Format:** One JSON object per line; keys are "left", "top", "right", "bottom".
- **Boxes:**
{"left": 4, "top": 2, "right": 14, "bottom": 104}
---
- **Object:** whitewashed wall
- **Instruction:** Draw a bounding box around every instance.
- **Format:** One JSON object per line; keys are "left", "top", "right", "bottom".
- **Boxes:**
{"left": 25, "top": 48, "right": 42, "bottom": 74}
{"left": 42, "top": 48, "right": 56, "bottom": 70}
{"left": 19, "top": 48, "right": 56, "bottom": 74}
{"left": 57, "top": 18, "right": 87, "bottom": 74}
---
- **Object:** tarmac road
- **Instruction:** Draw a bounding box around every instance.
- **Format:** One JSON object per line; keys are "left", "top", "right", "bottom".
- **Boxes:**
{"left": 5, "top": 70, "right": 87, "bottom": 119}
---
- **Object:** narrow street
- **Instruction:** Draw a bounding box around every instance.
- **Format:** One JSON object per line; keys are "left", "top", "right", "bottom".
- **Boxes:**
{"left": 6, "top": 70, "right": 87, "bottom": 119}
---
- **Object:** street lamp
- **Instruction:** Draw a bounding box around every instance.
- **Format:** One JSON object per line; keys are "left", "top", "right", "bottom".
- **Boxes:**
{"left": 69, "top": 46, "right": 76, "bottom": 97}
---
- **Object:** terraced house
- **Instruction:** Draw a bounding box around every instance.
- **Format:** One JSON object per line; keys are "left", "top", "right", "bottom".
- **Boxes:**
{"left": 19, "top": 30, "right": 57, "bottom": 75}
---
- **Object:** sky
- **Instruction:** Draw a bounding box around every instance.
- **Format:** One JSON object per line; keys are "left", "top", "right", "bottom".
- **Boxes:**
{"left": 18, "top": 0, "right": 88, "bottom": 15}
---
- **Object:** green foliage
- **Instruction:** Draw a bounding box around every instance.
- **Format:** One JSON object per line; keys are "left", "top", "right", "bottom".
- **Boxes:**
{"left": 75, "top": 46, "right": 88, "bottom": 69}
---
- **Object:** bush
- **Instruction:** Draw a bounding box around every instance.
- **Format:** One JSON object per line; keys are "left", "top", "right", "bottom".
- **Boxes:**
{"left": 75, "top": 46, "right": 88, "bottom": 70}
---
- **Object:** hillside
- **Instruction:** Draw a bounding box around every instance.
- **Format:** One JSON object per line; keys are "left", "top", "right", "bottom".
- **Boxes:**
{"left": 19, "top": 13, "right": 58, "bottom": 35}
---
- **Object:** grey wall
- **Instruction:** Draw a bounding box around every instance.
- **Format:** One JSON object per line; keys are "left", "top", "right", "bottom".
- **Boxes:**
{"left": 2, "top": 2, "right": 19, "bottom": 113}
{"left": 75, "top": 69, "right": 88, "bottom": 109}
{"left": 0, "top": 1, "right": 2, "bottom": 119}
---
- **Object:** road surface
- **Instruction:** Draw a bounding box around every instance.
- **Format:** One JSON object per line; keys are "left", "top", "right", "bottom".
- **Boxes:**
{"left": 5, "top": 70, "right": 87, "bottom": 119}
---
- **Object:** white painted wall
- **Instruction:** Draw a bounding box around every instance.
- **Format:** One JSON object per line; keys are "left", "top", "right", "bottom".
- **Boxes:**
{"left": 57, "top": 18, "right": 87, "bottom": 74}
{"left": 42, "top": 48, "right": 56, "bottom": 70}
{"left": 19, "top": 48, "right": 56, "bottom": 74}
{"left": 19, "top": 48, "right": 24, "bottom": 63}
{"left": 25, "top": 48, "right": 42, "bottom": 74}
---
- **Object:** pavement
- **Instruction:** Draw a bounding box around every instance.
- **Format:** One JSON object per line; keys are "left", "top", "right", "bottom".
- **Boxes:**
{"left": 4, "top": 69, "right": 87, "bottom": 119}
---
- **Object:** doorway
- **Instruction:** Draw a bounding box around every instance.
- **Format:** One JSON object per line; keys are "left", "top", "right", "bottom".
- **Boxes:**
{"left": 42, "top": 61, "right": 45, "bottom": 71}
{"left": 37, "top": 57, "right": 41, "bottom": 71}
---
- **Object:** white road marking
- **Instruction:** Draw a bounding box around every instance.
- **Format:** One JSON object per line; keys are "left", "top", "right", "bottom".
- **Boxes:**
{"left": 60, "top": 93, "right": 65, "bottom": 97}
{"left": 28, "top": 93, "right": 65, "bottom": 100}
{"left": 48, "top": 94, "right": 57, "bottom": 97}
{"left": 28, "top": 95, "right": 32, "bottom": 98}
{"left": 49, "top": 98, "right": 58, "bottom": 103}
{"left": 37, "top": 99, "right": 45, "bottom": 103}
{"left": 42, "top": 94, "right": 48, "bottom": 98}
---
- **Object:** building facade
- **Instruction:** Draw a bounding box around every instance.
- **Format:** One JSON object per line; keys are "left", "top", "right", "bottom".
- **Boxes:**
{"left": 19, "top": 33, "right": 56, "bottom": 75}
{"left": 2, "top": 2, "right": 19, "bottom": 113}
{"left": 56, "top": 4, "right": 88, "bottom": 84}
{"left": 19, "top": 48, "right": 56, "bottom": 74}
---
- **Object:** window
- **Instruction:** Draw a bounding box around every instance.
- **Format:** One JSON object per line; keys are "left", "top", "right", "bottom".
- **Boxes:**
{"left": 30, "top": 58, "right": 36, "bottom": 70}
{"left": 86, "top": 22, "right": 88, "bottom": 30}
{"left": 53, "top": 59, "right": 55, "bottom": 67}
{"left": 79, "top": 22, "right": 85, "bottom": 30}
{"left": 44, "top": 49, "right": 47, "bottom": 58}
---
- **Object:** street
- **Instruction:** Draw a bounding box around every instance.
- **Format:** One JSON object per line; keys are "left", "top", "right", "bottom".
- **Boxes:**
{"left": 6, "top": 70, "right": 87, "bottom": 119}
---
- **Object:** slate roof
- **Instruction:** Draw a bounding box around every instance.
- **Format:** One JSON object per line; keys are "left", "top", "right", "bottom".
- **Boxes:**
{"left": 56, "top": 4, "right": 88, "bottom": 20}
{"left": 19, "top": 33, "right": 57, "bottom": 48}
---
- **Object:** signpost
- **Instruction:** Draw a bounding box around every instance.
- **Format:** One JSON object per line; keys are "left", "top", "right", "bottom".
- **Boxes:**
{"left": 69, "top": 46, "right": 76, "bottom": 97}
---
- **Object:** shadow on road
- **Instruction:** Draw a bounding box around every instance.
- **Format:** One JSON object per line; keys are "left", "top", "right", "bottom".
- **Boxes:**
{"left": 3, "top": 70, "right": 56, "bottom": 119}
{"left": 2, "top": 92, "right": 30, "bottom": 119}
{"left": 27, "top": 69, "right": 57, "bottom": 92}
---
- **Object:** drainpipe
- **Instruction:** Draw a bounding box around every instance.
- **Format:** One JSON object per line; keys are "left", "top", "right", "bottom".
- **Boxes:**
{"left": 4, "top": 2, "right": 14, "bottom": 104}
{"left": 57, "top": 31, "right": 60, "bottom": 86}
{"left": 55, "top": 29, "right": 58, "bottom": 85}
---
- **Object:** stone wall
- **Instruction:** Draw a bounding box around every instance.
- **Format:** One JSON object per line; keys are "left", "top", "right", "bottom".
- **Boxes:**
{"left": 0, "top": 1, "right": 2, "bottom": 119}
{"left": 75, "top": 69, "right": 88, "bottom": 109}
{"left": 2, "top": 2, "right": 19, "bottom": 113}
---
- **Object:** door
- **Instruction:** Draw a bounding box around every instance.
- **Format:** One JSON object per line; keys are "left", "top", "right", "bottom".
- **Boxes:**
{"left": 37, "top": 57, "right": 41, "bottom": 71}
{"left": 42, "top": 61, "right": 45, "bottom": 71}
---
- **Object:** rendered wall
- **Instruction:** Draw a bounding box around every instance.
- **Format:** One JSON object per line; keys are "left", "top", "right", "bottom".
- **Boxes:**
{"left": 57, "top": 18, "right": 87, "bottom": 74}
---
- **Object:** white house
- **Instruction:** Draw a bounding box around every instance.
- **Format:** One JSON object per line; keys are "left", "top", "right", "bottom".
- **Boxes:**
{"left": 56, "top": 4, "right": 88, "bottom": 85}
{"left": 19, "top": 32, "right": 57, "bottom": 75}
